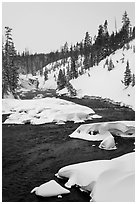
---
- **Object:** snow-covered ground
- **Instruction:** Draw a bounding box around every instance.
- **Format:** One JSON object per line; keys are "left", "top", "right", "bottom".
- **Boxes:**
{"left": 2, "top": 97, "right": 101, "bottom": 125}
{"left": 55, "top": 152, "right": 135, "bottom": 202}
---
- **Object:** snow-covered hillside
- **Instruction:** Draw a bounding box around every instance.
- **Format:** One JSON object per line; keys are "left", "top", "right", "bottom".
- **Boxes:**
{"left": 71, "top": 40, "right": 135, "bottom": 109}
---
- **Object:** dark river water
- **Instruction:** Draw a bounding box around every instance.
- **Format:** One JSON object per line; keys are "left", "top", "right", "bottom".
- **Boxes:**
{"left": 2, "top": 93, "right": 135, "bottom": 202}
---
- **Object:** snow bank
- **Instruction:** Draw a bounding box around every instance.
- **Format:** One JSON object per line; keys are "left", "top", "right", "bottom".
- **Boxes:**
{"left": 56, "top": 152, "right": 135, "bottom": 201}
{"left": 91, "top": 169, "right": 135, "bottom": 202}
{"left": 2, "top": 97, "right": 99, "bottom": 125}
{"left": 69, "top": 121, "right": 135, "bottom": 141}
{"left": 31, "top": 180, "right": 70, "bottom": 197}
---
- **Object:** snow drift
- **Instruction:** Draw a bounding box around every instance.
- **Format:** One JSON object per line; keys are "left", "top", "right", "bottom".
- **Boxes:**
{"left": 69, "top": 121, "right": 135, "bottom": 141}
{"left": 55, "top": 152, "right": 135, "bottom": 202}
{"left": 2, "top": 97, "right": 100, "bottom": 125}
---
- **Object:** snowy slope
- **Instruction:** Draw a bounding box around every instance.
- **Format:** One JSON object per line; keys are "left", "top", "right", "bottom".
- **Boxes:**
{"left": 70, "top": 40, "right": 135, "bottom": 109}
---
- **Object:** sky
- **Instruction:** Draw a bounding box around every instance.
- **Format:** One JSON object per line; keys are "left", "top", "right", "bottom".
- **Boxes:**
{"left": 2, "top": 2, "right": 135, "bottom": 54}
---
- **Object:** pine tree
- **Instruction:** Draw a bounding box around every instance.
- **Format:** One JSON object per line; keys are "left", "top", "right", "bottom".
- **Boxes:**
{"left": 66, "top": 81, "right": 77, "bottom": 96}
{"left": 108, "top": 58, "right": 114, "bottom": 71}
{"left": 83, "top": 55, "right": 90, "bottom": 70}
{"left": 79, "top": 40, "right": 84, "bottom": 56}
{"left": 122, "top": 11, "right": 130, "bottom": 31}
{"left": 57, "top": 69, "right": 66, "bottom": 90}
{"left": 124, "top": 60, "right": 132, "bottom": 87}
{"left": 73, "top": 44, "right": 79, "bottom": 61}
{"left": 84, "top": 32, "right": 91, "bottom": 56}
{"left": 44, "top": 68, "right": 48, "bottom": 81}
{"left": 2, "top": 41, "right": 9, "bottom": 97}
{"left": 121, "top": 11, "right": 130, "bottom": 43}
{"left": 83, "top": 32, "right": 92, "bottom": 70}
{"left": 103, "top": 20, "right": 110, "bottom": 55}
{"left": 70, "top": 57, "right": 78, "bottom": 79}
{"left": 131, "top": 74, "right": 135, "bottom": 87}
{"left": 95, "top": 25, "right": 104, "bottom": 47}
{"left": 132, "top": 26, "right": 135, "bottom": 39}
{"left": 2, "top": 27, "right": 19, "bottom": 98}
{"left": 109, "top": 31, "right": 116, "bottom": 52}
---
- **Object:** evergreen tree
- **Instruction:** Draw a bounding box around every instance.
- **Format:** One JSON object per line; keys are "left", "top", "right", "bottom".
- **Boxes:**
{"left": 83, "top": 55, "right": 90, "bottom": 70}
{"left": 103, "top": 20, "right": 110, "bottom": 55}
{"left": 131, "top": 74, "right": 135, "bottom": 87}
{"left": 103, "top": 20, "right": 108, "bottom": 34}
{"left": 66, "top": 64, "right": 70, "bottom": 81}
{"left": 84, "top": 32, "right": 92, "bottom": 55}
{"left": 69, "top": 44, "right": 74, "bottom": 59}
{"left": 79, "top": 40, "right": 84, "bottom": 56}
{"left": 73, "top": 44, "right": 79, "bottom": 60}
{"left": 95, "top": 25, "right": 104, "bottom": 47}
{"left": 2, "top": 27, "right": 19, "bottom": 98}
{"left": 57, "top": 69, "right": 66, "bottom": 90}
{"left": 83, "top": 32, "right": 92, "bottom": 70}
{"left": 70, "top": 57, "right": 78, "bottom": 79}
{"left": 44, "top": 68, "right": 48, "bottom": 81}
{"left": 109, "top": 31, "right": 116, "bottom": 52}
{"left": 105, "top": 58, "right": 109, "bottom": 65}
{"left": 2, "top": 41, "right": 8, "bottom": 97}
{"left": 66, "top": 81, "right": 77, "bottom": 96}
{"left": 132, "top": 26, "right": 135, "bottom": 39}
{"left": 108, "top": 58, "right": 114, "bottom": 71}
{"left": 121, "top": 11, "right": 131, "bottom": 43}
{"left": 124, "top": 60, "right": 132, "bottom": 87}
{"left": 63, "top": 42, "right": 69, "bottom": 61}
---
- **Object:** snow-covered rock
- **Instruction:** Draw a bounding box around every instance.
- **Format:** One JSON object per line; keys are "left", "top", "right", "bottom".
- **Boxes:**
{"left": 69, "top": 121, "right": 135, "bottom": 141}
{"left": 33, "top": 94, "right": 43, "bottom": 99}
{"left": 56, "top": 87, "right": 68, "bottom": 96}
{"left": 56, "top": 152, "right": 135, "bottom": 201}
{"left": 31, "top": 180, "right": 70, "bottom": 197}
{"left": 2, "top": 97, "right": 99, "bottom": 125}
{"left": 99, "top": 134, "right": 117, "bottom": 150}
